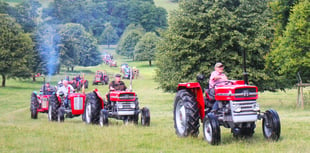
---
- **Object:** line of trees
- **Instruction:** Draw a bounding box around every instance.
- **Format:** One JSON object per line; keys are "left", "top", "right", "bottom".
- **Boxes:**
{"left": 155, "top": 0, "right": 309, "bottom": 92}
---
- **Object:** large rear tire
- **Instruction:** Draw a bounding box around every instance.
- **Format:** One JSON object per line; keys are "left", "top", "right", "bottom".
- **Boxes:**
{"left": 203, "top": 114, "right": 221, "bottom": 145}
{"left": 85, "top": 92, "right": 102, "bottom": 124}
{"left": 30, "top": 93, "right": 38, "bottom": 119}
{"left": 174, "top": 89, "right": 200, "bottom": 137}
{"left": 263, "top": 109, "right": 281, "bottom": 141}
{"left": 141, "top": 107, "right": 150, "bottom": 126}
{"left": 48, "top": 94, "right": 60, "bottom": 121}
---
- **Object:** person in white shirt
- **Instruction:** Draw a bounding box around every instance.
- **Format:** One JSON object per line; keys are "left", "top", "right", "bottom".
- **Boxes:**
{"left": 56, "top": 80, "right": 74, "bottom": 107}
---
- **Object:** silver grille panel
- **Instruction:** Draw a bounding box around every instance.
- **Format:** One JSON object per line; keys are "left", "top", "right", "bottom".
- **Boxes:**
{"left": 230, "top": 100, "right": 258, "bottom": 123}
{"left": 74, "top": 97, "right": 83, "bottom": 110}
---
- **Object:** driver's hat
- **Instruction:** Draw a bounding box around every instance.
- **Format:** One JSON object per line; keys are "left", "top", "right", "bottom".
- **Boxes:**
{"left": 115, "top": 74, "right": 122, "bottom": 77}
{"left": 215, "top": 62, "right": 224, "bottom": 68}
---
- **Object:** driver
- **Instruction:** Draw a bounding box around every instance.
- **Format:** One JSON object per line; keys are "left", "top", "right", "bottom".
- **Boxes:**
{"left": 57, "top": 80, "right": 74, "bottom": 107}
{"left": 41, "top": 82, "right": 54, "bottom": 95}
{"left": 109, "top": 74, "right": 127, "bottom": 91}
{"left": 209, "top": 62, "right": 228, "bottom": 88}
{"left": 209, "top": 62, "right": 228, "bottom": 113}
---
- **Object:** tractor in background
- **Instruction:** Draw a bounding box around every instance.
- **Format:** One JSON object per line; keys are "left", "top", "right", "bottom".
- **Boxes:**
{"left": 93, "top": 70, "right": 109, "bottom": 85}
{"left": 30, "top": 78, "right": 55, "bottom": 119}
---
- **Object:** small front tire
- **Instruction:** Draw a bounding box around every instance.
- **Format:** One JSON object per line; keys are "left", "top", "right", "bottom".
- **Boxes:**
{"left": 203, "top": 114, "right": 221, "bottom": 145}
{"left": 141, "top": 107, "right": 150, "bottom": 126}
{"left": 263, "top": 109, "right": 281, "bottom": 141}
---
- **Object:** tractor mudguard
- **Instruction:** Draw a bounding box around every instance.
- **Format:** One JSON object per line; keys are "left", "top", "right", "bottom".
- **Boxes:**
{"left": 93, "top": 88, "right": 104, "bottom": 109}
{"left": 177, "top": 82, "right": 205, "bottom": 121}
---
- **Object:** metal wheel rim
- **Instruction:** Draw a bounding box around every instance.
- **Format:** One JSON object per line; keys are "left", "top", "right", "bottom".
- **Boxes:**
{"left": 175, "top": 100, "right": 186, "bottom": 134}
{"left": 141, "top": 115, "right": 145, "bottom": 125}
{"left": 99, "top": 116, "right": 103, "bottom": 127}
{"left": 85, "top": 103, "right": 91, "bottom": 123}
{"left": 204, "top": 120, "right": 212, "bottom": 142}
{"left": 264, "top": 119, "right": 272, "bottom": 137}
{"left": 48, "top": 105, "right": 52, "bottom": 121}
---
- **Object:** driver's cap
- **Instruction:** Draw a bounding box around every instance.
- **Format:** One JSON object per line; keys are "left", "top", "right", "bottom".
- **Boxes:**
{"left": 115, "top": 74, "right": 121, "bottom": 77}
{"left": 215, "top": 62, "right": 224, "bottom": 68}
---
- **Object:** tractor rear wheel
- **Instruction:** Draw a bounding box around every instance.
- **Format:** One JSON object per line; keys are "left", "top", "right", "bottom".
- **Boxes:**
{"left": 203, "top": 114, "right": 221, "bottom": 145}
{"left": 263, "top": 109, "right": 281, "bottom": 141}
{"left": 48, "top": 94, "right": 60, "bottom": 121}
{"left": 141, "top": 107, "right": 150, "bottom": 126}
{"left": 30, "top": 93, "right": 38, "bottom": 119}
{"left": 99, "top": 109, "right": 109, "bottom": 126}
{"left": 85, "top": 92, "right": 101, "bottom": 124}
{"left": 174, "top": 89, "right": 200, "bottom": 137}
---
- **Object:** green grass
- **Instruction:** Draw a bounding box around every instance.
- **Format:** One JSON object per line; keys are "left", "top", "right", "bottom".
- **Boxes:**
{"left": 1, "top": 48, "right": 310, "bottom": 152}
{"left": 154, "top": 0, "right": 178, "bottom": 12}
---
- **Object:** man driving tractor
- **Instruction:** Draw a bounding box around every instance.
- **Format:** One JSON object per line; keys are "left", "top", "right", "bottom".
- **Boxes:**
{"left": 209, "top": 62, "right": 228, "bottom": 112}
{"left": 57, "top": 80, "right": 74, "bottom": 107}
{"left": 40, "top": 82, "right": 55, "bottom": 95}
{"left": 109, "top": 74, "right": 127, "bottom": 91}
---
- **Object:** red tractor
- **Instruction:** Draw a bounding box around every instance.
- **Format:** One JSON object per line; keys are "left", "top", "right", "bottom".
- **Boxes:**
{"left": 84, "top": 88, "right": 150, "bottom": 126}
{"left": 173, "top": 55, "right": 281, "bottom": 145}
{"left": 30, "top": 81, "right": 55, "bottom": 119}
{"left": 93, "top": 70, "right": 109, "bottom": 85}
{"left": 109, "top": 60, "right": 117, "bottom": 67}
{"left": 48, "top": 88, "right": 86, "bottom": 122}
{"left": 69, "top": 75, "right": 89, "bottom": 91}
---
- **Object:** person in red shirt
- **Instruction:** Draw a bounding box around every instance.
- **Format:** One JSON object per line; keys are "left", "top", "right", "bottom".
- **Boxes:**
{"left": 209, "top": 62, "right": 228, "bottom": 88}
{"left": 209, "top": 62, "right": 228, "bottom": 112}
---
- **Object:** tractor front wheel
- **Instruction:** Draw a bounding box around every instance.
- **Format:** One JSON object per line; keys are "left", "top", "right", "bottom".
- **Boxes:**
{"left": 30, "top": 93, "right": 38, "bottom": 119}
{"left": 99, "top": 109, "right": 109, "bottom": 126}
{"left": 141, "top": 107, "right": 150, "bottom": 126}
{"left": 263, "top": 109, "right": 281, "bottom": 141}
{"left": 203, "top": 114, "right": 221, "bottom": 145}
{"left": 85, "top": 92, "right": 101, "bottom": 124}
{"left": 48, "top": 94, "right": 60, "bottom": 121}
{"left": 57, "top": 107, "right": 65, "bottom": 122}
{"left": 174, "top": 89, "right": 200, "bottom": 137}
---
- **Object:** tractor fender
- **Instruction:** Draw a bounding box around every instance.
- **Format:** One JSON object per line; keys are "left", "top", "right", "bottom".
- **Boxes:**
{"left": 93, "top": 88, "right": 104, "bottom": 109}
{"left": 177, "top": 82, "right": 206, "bottom": 121}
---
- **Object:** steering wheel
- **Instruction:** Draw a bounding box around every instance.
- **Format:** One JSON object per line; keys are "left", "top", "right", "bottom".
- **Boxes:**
{"left": 213, "top": 80, "right": 233, "bottom": 87}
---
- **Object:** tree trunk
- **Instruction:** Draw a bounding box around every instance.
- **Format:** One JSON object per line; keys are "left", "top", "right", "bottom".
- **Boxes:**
{"left": 67, "top": 67, "right": 70, "bottom": 71}
{"left": 57, "top": 65, "right": 60, "bottom": 74}
{"left": 71, "top": 66, "right": 74, "bottom": 71}
{"left": 149, "top": 60, "right": 152, "bottom": 66}
{"left": 32, "top": 75, "right": 36, "bottom": 82}
{"left": 2, "top": 74, "right": 5, "bottom": 87}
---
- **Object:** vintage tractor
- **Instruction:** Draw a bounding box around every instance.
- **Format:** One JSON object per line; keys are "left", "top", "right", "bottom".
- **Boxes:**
{"left": 109, "top": 60, "right": 117, "bottom": 67}
{"left": 84, "top": 71, "right": 150, "bottom": 126}
{"left": 48, "top": 88, "right": 86, "bottom": 122}
{"left": 93, "top": 70, "right": 109, "bottom": 85}
{"left": 84, "top": 89, "right": 150, "bottom": 126}
{"left": 30, "top": 79, "right": 55, "bottom": 119}
{"left": 173, "top": 55, "right": 281, "bottom": 145}
{"left": 69, "top": 74, "right": 89, "bottom": 91}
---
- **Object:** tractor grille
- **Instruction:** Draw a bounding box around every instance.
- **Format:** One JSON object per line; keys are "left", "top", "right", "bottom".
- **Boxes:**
{"left": 119, "top": 94, "right": 135, "bottom": 100}
{"left": 230, "top": 100, "right": 259, "bottom": 123}
{"left": 96, "top": 78, "right": 100, "bottom": 81}
{"left": 234, "top": 88, "right": 257, "bottom": 98}
{"left": 42, "top": 98, "right": 48, "bottom": 108}
{"left": 116, "top": 102, "right": 136, "bottom": 110}
{"left": 74, "top": 97, "right": 83, "bottom": 110}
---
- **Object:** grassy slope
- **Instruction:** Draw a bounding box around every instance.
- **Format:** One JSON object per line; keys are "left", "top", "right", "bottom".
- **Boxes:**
{"left": 1, "top": 47, "right": 310, "bottom": 152}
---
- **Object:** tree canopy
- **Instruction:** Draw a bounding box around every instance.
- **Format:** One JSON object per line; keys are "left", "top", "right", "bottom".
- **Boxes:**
{"left": 266, "top": 0, "right": 310, "bottom": 87}
{"left": 0, "top": 15, "right": 34, "bottom": 87}
{"left": 156, "top": 0, "right": 274, "bottom": 92}
{"left": 134, "top": 32, "right": 159, "bottom": 66}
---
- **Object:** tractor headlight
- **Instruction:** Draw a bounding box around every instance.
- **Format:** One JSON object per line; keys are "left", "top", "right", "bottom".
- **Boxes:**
{"left": 233, "top": 104, "right": 241, "bottom": 113}
{"left": 253, "top": 103, "right": 260, "bottom": 112}
{"left": 130, "top": 103, "right": 136, "bottom": 108}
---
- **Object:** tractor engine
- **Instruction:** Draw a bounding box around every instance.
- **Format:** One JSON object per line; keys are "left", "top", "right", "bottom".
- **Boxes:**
{"left": 213, "top": 82, "right": 260, "bottom": 125}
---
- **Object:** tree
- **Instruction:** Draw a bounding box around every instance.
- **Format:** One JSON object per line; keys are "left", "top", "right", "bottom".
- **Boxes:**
{"left": 100, "top": 22, "right": 119, "bottom": 47}
{"left": 116, "top": 24, "right": 145, "bottom": 60}
{"left": 11, "top": 0, "right": 41, "bottom": 33}
{"left": 134, "top": 32, "right": 159, "bottom": 66}
{"left": 58, "top": 23, "right": 102, "bottom": 71}
{"left": 155, "top": 0, "right": 274, "bottom": 92}
{"left": 266, "top": 0, "right": 310, "bottom": 88}
{"left": 0, "top": 15, "right": 34, "bottom": 87}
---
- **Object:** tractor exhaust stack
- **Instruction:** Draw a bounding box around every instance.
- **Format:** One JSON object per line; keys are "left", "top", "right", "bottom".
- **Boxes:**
{"left": 242, "top": 49, "right": 249, "bottom": 85}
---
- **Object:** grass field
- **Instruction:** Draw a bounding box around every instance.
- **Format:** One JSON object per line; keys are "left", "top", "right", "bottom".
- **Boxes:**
{"left": 1, "top": 47, "right": 310, "bottom": 152}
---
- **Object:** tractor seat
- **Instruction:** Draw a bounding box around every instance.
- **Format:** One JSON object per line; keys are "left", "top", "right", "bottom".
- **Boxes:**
{"left": 205, "top": 88, "right": 215, "bottom": 103}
